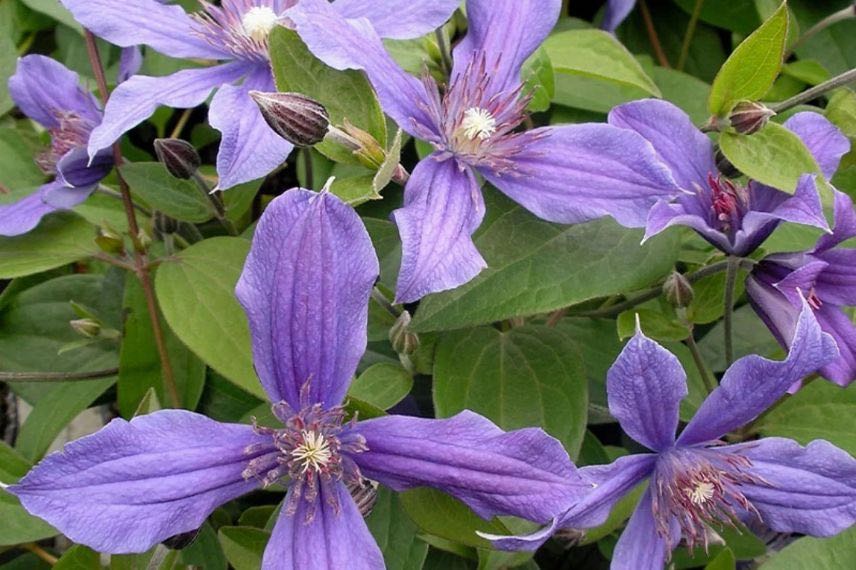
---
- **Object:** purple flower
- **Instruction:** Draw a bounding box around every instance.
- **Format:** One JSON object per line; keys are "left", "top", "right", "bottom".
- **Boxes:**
{"left": 59, "top": 0, "right": 460, "bottom": 190}
{"left": 747, "top": 189, "right": 856, "bottom": 386}
{"left": 287, "top": 0, "right": 682, "bottom": 302}
{"left": 602, "top": 0, "right": 636, "bottom": 32}
{"left": 0, "top": 55, "right": 112, "bottom": 237}
{"left": 5, "top": 188, "right": 589, "bottom": 568}
{"left": 483, "top": 301, "right": 856, "bottom": 568}
{"left": 608, "top": 100, "right": 847, "bottom": 257}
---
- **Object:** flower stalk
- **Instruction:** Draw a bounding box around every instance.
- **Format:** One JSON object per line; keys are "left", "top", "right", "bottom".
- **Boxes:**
{"left": 84, "top": 30, "right": 181, "bottom": 409}
{"left": 770, "top": 67, "right": 856, "bottom": 113}
{"left": 723, "top": 255, "right": 741, "bottom": 366}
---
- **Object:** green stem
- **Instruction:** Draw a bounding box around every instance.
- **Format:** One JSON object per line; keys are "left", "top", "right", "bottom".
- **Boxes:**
{"left": 574, "top": 259, "right": 734, "bottom": 319}
{"left": 435, "top": 28, "right": 453, "bottom": 75}
{"left": 0, "top": 368, "right": 119, "bottom": 382}
{"left": 677, "top": 0, "right": 705, "bottom": 71}
{"left": 770, "top": 67, "right": 856, "bottom": 113}
{"left": 686, "top": 332, "right": 716, "bottom": 394}
{"left": 84, "top": 30, "right": 181, "bottom": 410}
{"left": 191, "top": 172, "right": 238, "bottom": 236}
{"left": 371, "top": 287, "right": 401, "bottom": 318}
{"left": 723, "top": 256, "right": 741, "bottom": 366}
{"left": 785, "top": 5, "right": 856, "bottom": 59}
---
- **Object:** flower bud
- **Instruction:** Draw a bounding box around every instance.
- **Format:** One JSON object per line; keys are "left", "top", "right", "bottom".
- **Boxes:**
{"left": 95, "top": 225, "right": 124, "bottom": 255}
{"left": 663, "top": 271, "right": 694, "bottom": 308}
{"left": 249, "top": 91, "right": 330, "bottom": 147}
{"left": 70, "top": 318, "right": 101, "bottom": 339}
{"left": 153, "top": 138, "right": 201, "bottom": 179}
{"left": 389, "top": 311, "right": 420, "bottom": 356}
{"left": 728, "top": 101, "right": 775, "bottom": 135}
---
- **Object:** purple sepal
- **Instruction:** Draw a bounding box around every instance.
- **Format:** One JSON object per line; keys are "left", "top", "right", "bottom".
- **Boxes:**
{"left": 236, "top": 188, "right": 378, "bottom": 410}
{"left": 601, "top": 0, "right": 637, "bottom": 32}
{"left": 352, "top": 410, "right": 590, "bottom": 524}
{"left": 332, "top": 0, "right": 458, "bottom": 40}
{"left": 7, "top": 410, "right": 270, "bottom": 553}
{"left": 0, "top": 182, "right": 81, "bottom": 237}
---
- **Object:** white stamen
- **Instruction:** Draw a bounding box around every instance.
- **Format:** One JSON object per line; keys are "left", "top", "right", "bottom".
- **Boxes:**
{"left": 461, "top": 107, "right": 496, "bottom": 140}
{"left": 291, "top": 431, "right": 333, "bottom": 473}
{"left": 687, "top": 481, "right": 715, "bottom": 505}
{"left": 242, "top": 6, "right": 279, "bottom": 42}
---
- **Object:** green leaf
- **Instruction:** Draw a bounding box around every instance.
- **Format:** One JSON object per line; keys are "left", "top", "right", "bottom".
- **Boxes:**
{"left": 0, "top": 444, "right": 58, "bottom": 546}
{"left": 699, "top": 306, "right": 781, "bottom": 372}
{"left": 118, "top": 277, "right": 206, "bottom": 416}
{"left": 54, "top": 546, "right": 100, "bottom": 570}
{"left": 672, "top": 0, "right": 760, "bottom": 35}
{"left": 120, "top": 162, "right": 213, "bottom": 223}
{"left": 708, "top": 1, "right": 789, "bottom": 115}
{"left": 688, "top": 270, "right": 746, "bottom": 325}
{"left": 181, "top": 523, "right": 227, "bottom": 570}
{"left": 826, "top": 88, "right": 856, "bottom": 138}
{"left": 373, "top": 129, "right": 404, "bottom": 195}
{"left": 399, "top": 488, "right": 509, "bottom": 549}
{"left": 719, "top": 122, "right": 821, "bottom": 192}
{"left": 270, "top": 26, "right": 386, "bottom": 164}
{"left": 544, "top": 29, "right": 660, "bottom": 97}
{"left": 0, "top": 129, "right": 45, "bottom": 191}
{"left": 329, "top": 175, "right": 380, "bottom": 206}
{"left": 756, "top": 380, "right": 856, "bottom": 455}
{"left": 0, "top": 213, "right": 98, "bottom": 279}
{"left": 367, "top": 488, "right": 429, "bottom": 570}
{"left": 617, "top": 306, "right": 691, "bottom": 342}
{"left": 19, "top": 0, "right": 81, "bottom": 32}
{"left": 522, "top": 47, "right": 555, "bottom": 113}
{"left": 349, "top": 362, "right": 413, "bottom": 410}
{"left": 0, "top": 20, "right": 14, "bottom": 117}
{"left": 155, "top": 237, "right": 262, "bottom": 397}
{"left": 218, "top": 526, "right": 270, "bottom": 570}
{"left": 0, "top": 492, "right": 58, "bottom": 546}
{"left": 411, "top": 190, "right": 680, "bottom": 332}
{"left": 758, "top": 525, "right": 856, "bottom": 569}
{"left": 434, "top": 325, "right": 588, "bottom": 457}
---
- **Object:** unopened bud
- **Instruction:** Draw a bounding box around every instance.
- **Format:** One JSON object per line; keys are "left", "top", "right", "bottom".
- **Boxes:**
{"left": 154, "top": 138, "right": 201, "bottom": 179}
{"left": 663, "top": 271, "right": 694, "bottom": 308}
{"left": 389, "top": 311, "right": 420, "bottom": 356}
{"left": 728, "top": 101, "right": 775, "bottom": 135}
{"left": 70, "top": 318, "right": 101, "bottom": 338}
{"left": 95, "top": 225, "right": 124, "bottom": 255}
{"left": 250, "top": 91, "right": 330, "bottom": 147}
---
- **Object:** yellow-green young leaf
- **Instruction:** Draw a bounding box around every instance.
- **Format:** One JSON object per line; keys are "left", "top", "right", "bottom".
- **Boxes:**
{"left": 269, "top": 27, "right": 386, "bottom": 165}
{"left": 544, "top": 29, "right": 660, "bottom": 97}
{"left": 708, "top": 1, "right": 789, "bottom": 116}
{"left": 826, "top": 89, "right": 856, "bottom": 138}
{"left": 719, "top": 122, "right": 820, "bottom": 192}
{"left": 155, "top": 237, "right": 263, "bottom": 398}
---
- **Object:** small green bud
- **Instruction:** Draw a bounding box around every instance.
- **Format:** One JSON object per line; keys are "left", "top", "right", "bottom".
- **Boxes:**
{"left": 95, "top": 225, "right": 125, "bottom": 255}
{"left": 70, "top": 318, "right": 101, "bottom": 338}
{"left": 389, "top": 311, "right": 420, "bottom": 356}
{"left": 663, "top": 271, "right": 694, "bottom": 308}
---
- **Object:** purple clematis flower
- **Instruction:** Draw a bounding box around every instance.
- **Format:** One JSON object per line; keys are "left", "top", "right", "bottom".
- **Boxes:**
{"left": 287, "top": 0, "right": 682, "bottom": 302}
{"left": 1, "top": 55, "right": 112, "bottom": 237}
{"left": 59, "top": 0, "right": 460, "bottom": 190}
{"left": 5, "top": 188, "right": 589, "bottom": 569}
{"left": 602, "top": 0, "right": 636, "bottom": 32}
{"left": 608, "top": 100, "right": 846, "bottom": 257}
{"left": 482, "top": 300, "right": 856, "bottom": 568}
{"left": 747, "top": 189, "right": 856, "bottom": 386}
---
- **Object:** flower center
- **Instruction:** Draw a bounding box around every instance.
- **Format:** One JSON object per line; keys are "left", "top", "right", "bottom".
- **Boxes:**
{"left": 291, "top": 430, "right": 333, "bottom": 473}
{"left": 241, "top": 6, "right": 278, "bottom": 42}
{"left": 706, "top": 173, "right": 748, "bottom": 234}
{"left": 242, "top": 389, "right": 368, "bottom": 523}
{"left": 460, "top": 107, "right": 497, "bottom": 141}
{"left": 36, "top": 111, "right": 95, "bottom": 174}
{"left": 652, "top": 447, "right": 768, "bottom": 552}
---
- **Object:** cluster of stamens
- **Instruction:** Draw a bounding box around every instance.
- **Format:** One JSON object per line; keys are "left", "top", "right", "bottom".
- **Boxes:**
{"left": 192, "top": 1, "right": 289, "bottom": 62}
{"left": 806, "top": 287, "right": 824, "bottom": 310}
{"left": 651, "top": 447, "right": 768, "bottom": 553}
{"left": 706, "top": 173, "right": 750, "bottom": 235}
{"left": 242, "top": 385, "right": 367, "bottom": 523}
{"left": 414, "top": 52, "right": 546, "bottom": 175}
{"left": 36, "top": 111, "right": 95, "bottom": 174}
